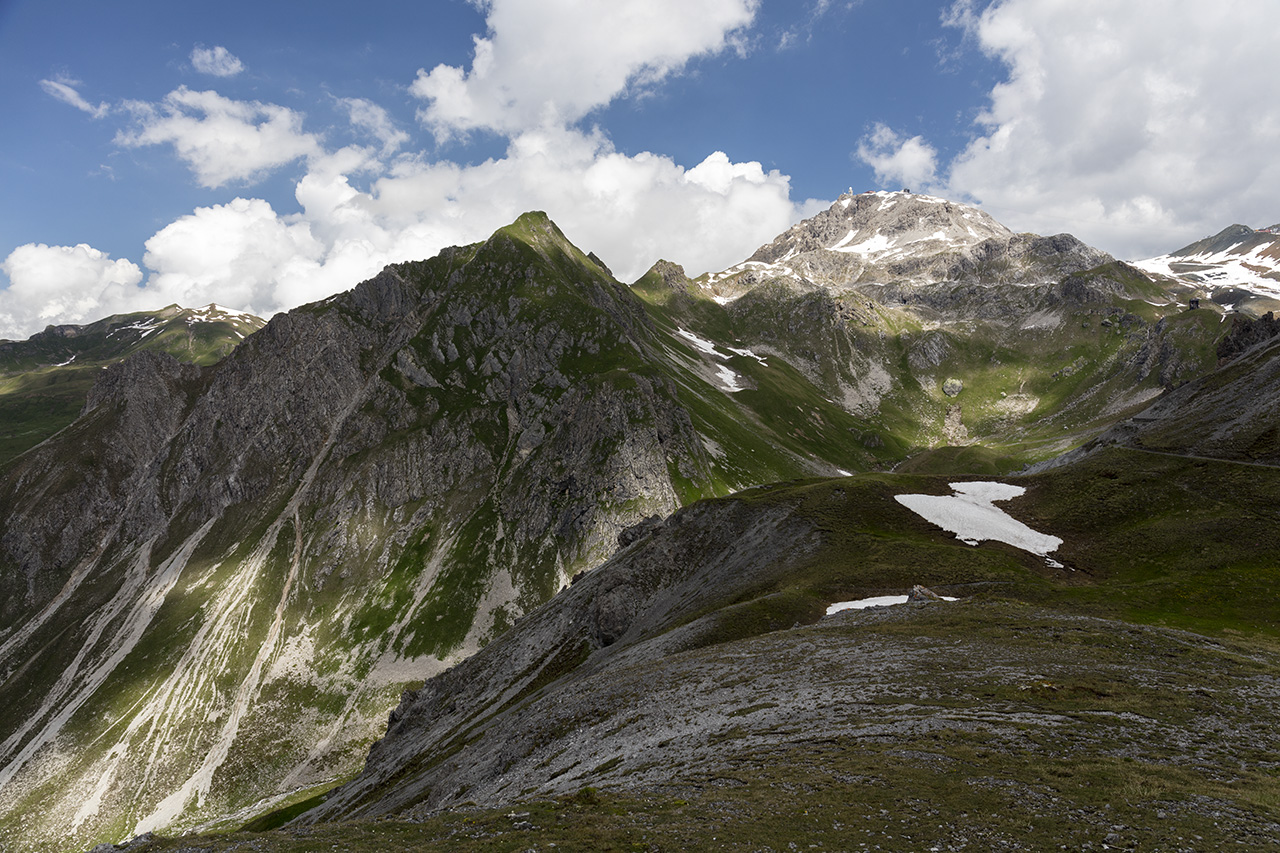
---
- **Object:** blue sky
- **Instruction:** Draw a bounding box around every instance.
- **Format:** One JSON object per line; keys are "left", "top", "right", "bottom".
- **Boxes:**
{"left": 2, "top": 0, "right": 1277, "bottom": 338}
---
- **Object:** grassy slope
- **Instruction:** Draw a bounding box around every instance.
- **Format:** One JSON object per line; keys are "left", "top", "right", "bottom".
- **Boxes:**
{"left": 6, "top": 231, "right": 1265, "bottom": 850}
{"left": 649, "top": 262, "right": 1227, "bottom": 472}
{"left": 665, "top": 446, "right": 1280, "bottom": 644}
{"left": 134, "top": 604, "right": 1280, "bottom": 853}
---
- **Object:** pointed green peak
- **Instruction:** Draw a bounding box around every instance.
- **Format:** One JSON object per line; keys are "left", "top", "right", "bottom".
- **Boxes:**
{"left": 486, "top": 211, "right": 616, "bottom": 285}
{"left": 500, "top": 210, "right": 571, "bottom": 249}
{"left": 631, "top": 259, "right": 695, "bottom": 305}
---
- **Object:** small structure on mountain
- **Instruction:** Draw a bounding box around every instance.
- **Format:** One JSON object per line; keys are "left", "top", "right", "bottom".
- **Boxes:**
{"left": 1189, "top": 297, "right": 1200, "bottom": 310}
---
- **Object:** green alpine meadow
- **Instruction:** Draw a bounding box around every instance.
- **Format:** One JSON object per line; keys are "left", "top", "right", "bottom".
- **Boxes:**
{"left": 1, "top": 193, "right": 1278, "bottom": 852}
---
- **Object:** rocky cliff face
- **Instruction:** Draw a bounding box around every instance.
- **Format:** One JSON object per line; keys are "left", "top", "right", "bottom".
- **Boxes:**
{"left": 0, "top": 304, "right": 265, "bottom": 465}
{"left": 1033, "top": 329, "right": 1280, "bottom": 470}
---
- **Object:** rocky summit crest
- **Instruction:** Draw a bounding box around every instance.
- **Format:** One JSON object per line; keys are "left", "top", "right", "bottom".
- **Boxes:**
{"left": 700, "top": 190, "right": 1110, "bottom": 300}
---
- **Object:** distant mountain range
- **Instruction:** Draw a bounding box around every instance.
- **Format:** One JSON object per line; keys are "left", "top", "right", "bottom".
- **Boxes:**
{"left": 0, "top": 304, "right": 264, "bottom": 464}
{"left": 1135, "top": 222, "right": 1280, "bottom": 314}
{"left": 1, "top": 196, "right": 1278, "bottom": 852}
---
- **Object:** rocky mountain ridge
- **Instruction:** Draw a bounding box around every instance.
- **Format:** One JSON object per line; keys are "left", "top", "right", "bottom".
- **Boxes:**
{"left": 0, "top": 212, "right": 886, "bottom": 851}
{"left": 700, "top": 190, "right": 1111, "bottom": 300}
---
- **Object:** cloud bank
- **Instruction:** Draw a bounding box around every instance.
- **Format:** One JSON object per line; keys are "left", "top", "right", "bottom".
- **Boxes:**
{"left": 860, "top": 0, "right": 1280, "bottom": 259}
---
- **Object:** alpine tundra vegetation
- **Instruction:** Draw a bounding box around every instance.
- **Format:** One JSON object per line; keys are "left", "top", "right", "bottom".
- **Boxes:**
{"left": 2, "top": 194, "right": 1279, "bottom": 853}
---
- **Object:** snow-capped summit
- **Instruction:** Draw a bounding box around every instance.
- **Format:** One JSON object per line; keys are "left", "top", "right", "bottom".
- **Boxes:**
{"left": 702, "top": 189, "right": 1110, "bottom": 299}
{"left": 754, "top": 190, "right": 1013, "bottom": 265}
{"left": 1134, "top": 224, "right": 1280, "bottom": 301}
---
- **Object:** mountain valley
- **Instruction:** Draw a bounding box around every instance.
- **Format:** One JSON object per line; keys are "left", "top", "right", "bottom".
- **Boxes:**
{"left": 0, "top": 193, "right": 1277, "bottom": 852}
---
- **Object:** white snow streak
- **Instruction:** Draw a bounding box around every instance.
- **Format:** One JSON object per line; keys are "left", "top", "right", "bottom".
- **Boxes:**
{"left": 0, "top": 521, "right": 213, "bottom": 797}
{"left": 676, "top": 328, "right": 720, "bottom": 357}
{"left": 715, "top": 363, "right": 743, "bottom": 392}
{"left": 825, "top": 593, "right": 958, "bottom": 615}
{"left": 674, "top": 328, "right": 758, "bottom": 392}
{"left": 830, "top": 231, "right": 892, "bottom": 255}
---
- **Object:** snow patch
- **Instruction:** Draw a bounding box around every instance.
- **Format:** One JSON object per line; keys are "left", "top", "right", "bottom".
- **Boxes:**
{"left": 830, "top": 231, "right": 892, "bottom": 255}
{"left": 715, "top": 363, "right": 744, "bottom": 392}
{"left": 678, "top": 329, "right": 767, "bottom": 367}
{"left": 826, "top": 593, "right": 957, "bottom": 615}
{"left": 895, "top": 481, "right": 1063, "bottom": 563}
{"left": 676, "top": 328, "right": 721, "bottom": 357}
{"left": 110, "top": 319, "right": 164, "bottom": 338}
{"left": 1134, "top": 253, "right": 1280, "bottom": 298}
{"left": 726, "top": 344, "right": 767, "bottom": 366}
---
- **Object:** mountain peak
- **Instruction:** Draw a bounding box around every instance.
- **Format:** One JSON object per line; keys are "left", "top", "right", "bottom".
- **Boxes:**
{"left": 1134, "top": 222, "right": 1280, "bottom": 302}
{"left": 699, "top": 190, "right": 1107, "bottom": 298}
{"left": 747, "top": 190, "right": 1012, "bottom": 268}
{"left": 1169, "top": 224, "right": 1257, "bottom": 257}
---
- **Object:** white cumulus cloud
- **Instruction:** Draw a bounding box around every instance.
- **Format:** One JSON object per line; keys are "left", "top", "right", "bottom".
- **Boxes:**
{"left": 316, "top": 125, "right": 803, "bottom": 283}
{"left": 863, "top": 0, "right": 1280, "bottom": 259}
{"left": 190, "top": 46, "right": 245, "bottom": 77}
{"left": 115, "top": 87, "right": 323, "bottom": 188}
{"left": 0, "top": 244, "right": 143, "bottom": 337}
{"left": 141, "top": 197, "right": 325, "bottom": 314}
{"left": 856, "top": 123, "right": 939, "bottom": 191}
{"left": 148, "top": 126, "right": 805, "bottom": 318}
{"left": 339, "top": 97, "right": 410, "bottom": 155}
{"left": 411, "top": 0, "right": 759, "bottom": 137}
{"left": 0, "top": 125, "right": 809, "bottom": 338}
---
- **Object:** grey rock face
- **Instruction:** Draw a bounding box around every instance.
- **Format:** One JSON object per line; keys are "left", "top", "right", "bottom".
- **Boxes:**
{"left": 305, "top": 497, "right": 821, "bottom": 822}
{"left": 1218, "top": 311, "right": 1280, "bottom": 362}
{"left": 908, "top": 584, "right": 945, "bottom": 602}
{"left": 734, "top": 191, "right": 1110, "bottom": 291}
{"left": 1033, "top": 332, "right": 1280, "bottom": 471}
{"left": 643, "top": 259, "right": 694, "bottom": 295}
